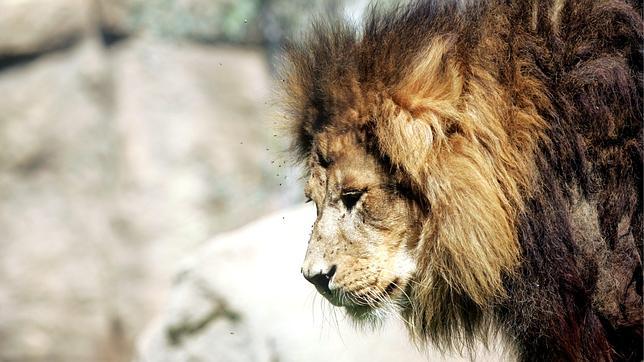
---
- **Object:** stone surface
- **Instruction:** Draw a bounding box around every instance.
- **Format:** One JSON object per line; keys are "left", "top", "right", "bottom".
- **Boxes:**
{"left": 0, "top": 38, "right": 118, "bottom": 360}
{"left": 97, "top": 0, "right": 138, "bottom": 35}
{"left": 0, "top": 0, "right": 93, "bottom": 55}
{"left": 0, "top": 36, "right": 299, "bottom": 361}
{"left": 137, "top": 205, "right": 511, "bottom": 362}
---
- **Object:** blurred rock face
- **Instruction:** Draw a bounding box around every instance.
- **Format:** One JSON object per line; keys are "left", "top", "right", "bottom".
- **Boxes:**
{"left": 0, "top": 0, "right": 92, "bottom": 56}
{"left": 0, "top": 38, "right": 117, "bottom": 360}
{"left": 0, "top": 1, "right": 303, "bottom": 361}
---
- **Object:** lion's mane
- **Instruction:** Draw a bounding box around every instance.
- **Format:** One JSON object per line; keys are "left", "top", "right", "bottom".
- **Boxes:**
{"left": 281, "top": 1, "right": 642, "bottom": 360}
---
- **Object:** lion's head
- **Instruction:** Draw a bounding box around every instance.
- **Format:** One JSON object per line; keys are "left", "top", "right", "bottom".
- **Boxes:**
{"left": 281, "top": 2, "right": 548, "bottom": 347}
{"left": 301, "top": 129, "right": 423, "bottom": 321}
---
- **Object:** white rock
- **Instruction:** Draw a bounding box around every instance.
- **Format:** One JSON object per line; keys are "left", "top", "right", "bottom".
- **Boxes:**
{"left": 0, "top": 39, "right": 299, "bottom": 361}
{"left": 0, "top": 0, "right": 92, "bottom": 55}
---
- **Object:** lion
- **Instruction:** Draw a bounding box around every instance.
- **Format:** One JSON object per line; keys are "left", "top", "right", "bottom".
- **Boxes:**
{"left": 279, "top": 0, "right": 642, "bottom": 361}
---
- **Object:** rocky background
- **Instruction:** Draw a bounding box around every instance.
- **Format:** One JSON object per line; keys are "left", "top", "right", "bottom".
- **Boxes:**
{"left": 0, "top": 0, "right": 303, "bottom": 360}
{"left": 0, "top": 1, "right": 507, "bottom": 361}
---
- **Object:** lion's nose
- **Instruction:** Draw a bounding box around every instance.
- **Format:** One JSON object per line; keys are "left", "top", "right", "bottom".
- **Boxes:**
{"left": 302, "top": 265, "right": 337, "bottom": 294}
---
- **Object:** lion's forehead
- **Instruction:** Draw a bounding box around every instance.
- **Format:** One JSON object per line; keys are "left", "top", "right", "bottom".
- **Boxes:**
{"left": 307, "top": 163, "right": 383, "bottom": 200}
{"left": 309, "top": 131, "right": 384, "bottom": 190}
{"left": 315, "top": 130, "right": 367, "bottom": 161}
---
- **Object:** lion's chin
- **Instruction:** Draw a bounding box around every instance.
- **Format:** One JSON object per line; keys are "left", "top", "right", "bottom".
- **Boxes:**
{"left": 344, "top": 304, "right": 380, "bottom": 321}
{"left": 344, "top": 296, "right": 411, "bottom": 325}
{"left": 319, "top": 292, "right": 388, "bottom": 322}
{"left": 325, "top": 281, "right": 413, "bottom": 323}
{"left": 343, "top": 302, "right": 409, "bottom": 327}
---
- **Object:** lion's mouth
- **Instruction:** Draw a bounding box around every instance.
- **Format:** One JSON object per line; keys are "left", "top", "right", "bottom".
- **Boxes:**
{"left": 383, "top": 280, "right": 399, "bottom": 295}
{"left": 320, "top": 278, "right": 407, "bottom": 310}
{"left": 316, "top": 287, "right": 344, "bottom": 307}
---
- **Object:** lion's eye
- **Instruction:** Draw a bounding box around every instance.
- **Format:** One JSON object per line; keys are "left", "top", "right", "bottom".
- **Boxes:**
{"left": 341, "top": 190, "right": 364, "bottom": 211}
{"left": 316, "top": 150, "right": 332, "bottom": 168}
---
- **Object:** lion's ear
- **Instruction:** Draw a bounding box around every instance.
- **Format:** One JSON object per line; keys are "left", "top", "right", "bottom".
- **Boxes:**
{"left": 374, "top": 102, "right": 438, "bottom": 189}
{"left": 374, "top": 37, "right": 463, "bottom": 192}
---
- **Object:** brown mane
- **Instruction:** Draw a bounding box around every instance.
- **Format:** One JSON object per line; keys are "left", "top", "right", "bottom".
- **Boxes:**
{"left": 280, "top": 1, "right": 643, "bottom": 360}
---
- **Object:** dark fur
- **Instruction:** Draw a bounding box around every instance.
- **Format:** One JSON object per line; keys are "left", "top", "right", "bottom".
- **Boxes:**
{"left": 281, "top": 0, "right": 643, "bottom": 360}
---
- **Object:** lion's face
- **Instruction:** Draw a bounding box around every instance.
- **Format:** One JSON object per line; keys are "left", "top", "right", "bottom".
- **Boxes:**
{"left": 301, "top": 130, "right": 422, "bottom": 320}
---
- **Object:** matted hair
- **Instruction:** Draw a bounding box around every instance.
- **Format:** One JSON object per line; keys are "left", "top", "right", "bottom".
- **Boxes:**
{"left": 280, "top": 0, "right": 642, "bottom": 360}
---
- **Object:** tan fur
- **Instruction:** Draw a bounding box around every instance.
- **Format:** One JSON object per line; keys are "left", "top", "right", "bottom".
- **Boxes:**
{"left": 550, "top": 0, "right": 566, "bottom": 31}
{"left": 376, "top": 37, "right": 547, "bottom": 313}
{"left": 282, "top": 0, "right": 643, "bottom": 358}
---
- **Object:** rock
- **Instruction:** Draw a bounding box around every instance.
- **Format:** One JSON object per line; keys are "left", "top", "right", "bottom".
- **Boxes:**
{"left": 97, "top": 0, "right": 137, "bottom": 37}
{"left": 0, "top": 38, "right": 120, "bottom": 360}
{"left": 109, "top": 38, "right": 300, "bottom": 256}
{"left": 0, "top": 36, "right": 301, "bottom": 361}
{"left": 137, "top": 205, "right": 510, "bottom": 362}
{"left": 0, "top": 0, "right": 93, "bottom": 56}
{"left": 130, "top": 0, "right": 262, "bottom": 43}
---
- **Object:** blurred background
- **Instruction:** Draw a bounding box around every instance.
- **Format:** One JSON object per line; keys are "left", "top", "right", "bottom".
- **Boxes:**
{"left": 0, "top": 1, "right": 507, "bottom": 361}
